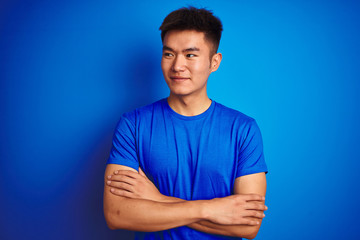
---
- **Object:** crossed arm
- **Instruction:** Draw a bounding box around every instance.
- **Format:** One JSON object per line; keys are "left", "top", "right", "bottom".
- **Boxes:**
{"left": 103, "top": 164, "right": 267, "bottom": 239}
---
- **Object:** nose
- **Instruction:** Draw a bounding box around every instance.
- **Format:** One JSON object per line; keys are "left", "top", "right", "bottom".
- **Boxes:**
{"left": 171, "top": 55, "right": 186, "bottom": 72}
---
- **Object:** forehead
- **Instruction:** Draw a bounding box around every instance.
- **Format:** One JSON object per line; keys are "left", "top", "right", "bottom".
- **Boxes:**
{"left": 163, "top": 30, "right": 211, "bottom": 52}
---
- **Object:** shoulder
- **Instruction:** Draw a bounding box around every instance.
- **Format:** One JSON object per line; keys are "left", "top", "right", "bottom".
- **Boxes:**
{"left": 212, "top": 102, "right": 262, "bottom": 141}
{"left": 213, "top": 101, "right": 256, "bottom": 125}
{"left": 120, "top": 98, "right": 166, "bottom": 125}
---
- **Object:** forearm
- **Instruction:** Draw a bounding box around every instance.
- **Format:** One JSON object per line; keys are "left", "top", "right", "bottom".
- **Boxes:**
{"left": 104, "top": 165, "right": 208, "bottom": 231}
{"left": 188, "top": 221, "right": 258, "bottom": 239}
{"left": 158, "top": 195, "right": 263, "bottom": 238}
{"left": 105, "top": 166, "right": 266, "bottom": 236}
{"left": 104, "top": 188, "right": 206, "bottom": 232}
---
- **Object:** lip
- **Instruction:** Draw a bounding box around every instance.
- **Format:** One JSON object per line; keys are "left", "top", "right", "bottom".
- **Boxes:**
{"left": 170, "top": 77, "right": 189, "bottom": 81}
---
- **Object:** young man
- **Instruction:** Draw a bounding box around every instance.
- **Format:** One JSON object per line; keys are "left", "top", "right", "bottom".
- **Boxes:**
{"left": 104, "top": 6, "right": 268, "bottom": 240}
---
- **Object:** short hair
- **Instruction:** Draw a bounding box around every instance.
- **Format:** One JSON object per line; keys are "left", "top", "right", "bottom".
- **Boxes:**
{"left": 159, "top": 6, "right": 223, "bottom": 55}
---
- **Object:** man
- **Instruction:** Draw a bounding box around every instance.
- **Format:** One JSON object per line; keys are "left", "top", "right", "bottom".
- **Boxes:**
{"left": 104, "top": 6, "right": 268, "bottom": 239}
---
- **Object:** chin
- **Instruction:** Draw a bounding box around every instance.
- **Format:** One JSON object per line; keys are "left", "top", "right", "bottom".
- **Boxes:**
{"left": 167, "top": 86, "right": 192, "bottom": 96}
{"left": 170, "top": 90, "right": 192, "bottom": 97}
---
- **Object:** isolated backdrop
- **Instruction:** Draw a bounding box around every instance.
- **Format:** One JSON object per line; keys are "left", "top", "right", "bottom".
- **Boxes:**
{"left": 1, "top": 0, "right": 359, "bottom": 239}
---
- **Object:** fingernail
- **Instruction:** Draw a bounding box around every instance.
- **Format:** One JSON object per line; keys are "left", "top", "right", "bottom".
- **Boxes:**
{"left": 110, "top": 188, "right": 114, "bottom": 192}
{"left": 107, "top": 175, "right": 111, "bottom": 179}
{"left": 107, "top": 181, "right": 111, "bottom": 184}
{"left": 265, "top": 206, "right": 268, "bottom": 210}
{"left": 115, "top": 170, "right": 118, "bottom": 174}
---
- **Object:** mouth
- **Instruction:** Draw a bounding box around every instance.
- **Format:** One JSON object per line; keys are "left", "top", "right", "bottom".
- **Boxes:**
{"left": 170, "top": 77, "right": 189, "bottom": 82}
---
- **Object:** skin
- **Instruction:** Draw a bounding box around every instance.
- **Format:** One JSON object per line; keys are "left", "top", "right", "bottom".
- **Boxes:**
{"left": 106, "top": 166, "right": 267, "bottom": 238}
{"left": 103, "top": 29, "right": 268, "bottom": 238}
{"left": 104, "top": 164, "right": 267, "bottom": 238}
{"left": 161, "top": 30, "right": 222, "bottom": 116}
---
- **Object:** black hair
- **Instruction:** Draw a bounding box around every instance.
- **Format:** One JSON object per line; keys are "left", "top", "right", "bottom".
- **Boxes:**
{"left": 159, "top": 6, "right": 223, "bottom": 55}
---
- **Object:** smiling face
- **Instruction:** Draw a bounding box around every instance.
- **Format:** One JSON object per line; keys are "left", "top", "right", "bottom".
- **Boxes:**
{"left": 161, "top": 30, "right": 222, "bottom": 98}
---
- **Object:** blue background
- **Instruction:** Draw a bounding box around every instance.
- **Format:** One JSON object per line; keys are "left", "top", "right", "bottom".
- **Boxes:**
{"left": 1, "top": 0, "right": 359, "bottom": 239}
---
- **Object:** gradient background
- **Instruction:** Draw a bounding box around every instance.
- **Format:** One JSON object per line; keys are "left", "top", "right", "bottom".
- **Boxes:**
{"left": 1, "top": 0, "right": 359, "bottom": 239}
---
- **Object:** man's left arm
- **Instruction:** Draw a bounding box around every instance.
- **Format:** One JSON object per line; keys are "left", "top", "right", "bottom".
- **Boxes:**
{"left": 107, "top": 170, "right": 267, "bottom": 239}
{"left": 186, "top": 172, "right": 267, "bottom": 239}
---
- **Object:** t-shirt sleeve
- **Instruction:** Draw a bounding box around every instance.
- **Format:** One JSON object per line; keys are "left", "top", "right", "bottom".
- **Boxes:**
{"left": 106, "top": 114, "right": 139, "bottom": 171}
{"left": 236, "top": 119, "right": 268, "bottom": 178}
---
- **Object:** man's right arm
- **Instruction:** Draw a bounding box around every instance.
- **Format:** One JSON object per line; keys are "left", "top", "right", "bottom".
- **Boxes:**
{"left": 103, "top": 164, "right": 265, "bottom": 232}
{"left": 104, "top": 164, "right": 204, "bottom": 231}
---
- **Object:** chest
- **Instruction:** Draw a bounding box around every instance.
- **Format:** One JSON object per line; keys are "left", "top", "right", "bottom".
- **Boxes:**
{"left": 136, "top": 116, "right": 239, "bottom": 181}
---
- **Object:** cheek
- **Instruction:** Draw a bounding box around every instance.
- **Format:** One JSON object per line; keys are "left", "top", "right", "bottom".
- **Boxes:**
{"left": 161, "top": 60, "right": 171, "bottom": 73}
{"left": 191, "top": 61, "right": 211, "bottom": 75}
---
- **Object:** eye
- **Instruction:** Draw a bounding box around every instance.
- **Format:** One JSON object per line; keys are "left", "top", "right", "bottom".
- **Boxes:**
{"left": 163, "top": 52, "right": 174, "bottom": 57}
{"left": 186, "top": 54, "right": 196, "bottom": 58}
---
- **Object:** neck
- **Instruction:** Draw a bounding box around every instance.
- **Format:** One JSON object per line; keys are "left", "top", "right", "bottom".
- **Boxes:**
{"left": 167, "top": 92, "right": 212, "bottom": 117}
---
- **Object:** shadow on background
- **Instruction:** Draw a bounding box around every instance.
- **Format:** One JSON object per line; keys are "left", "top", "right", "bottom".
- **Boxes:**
{"left": 67, "top": 44, "right": 162, "bottom": 239}
{"left": 79, "top": 45, "right": 161, "bottom": 239}
{"left": 0, "top": 1, "right": 162, "bottom": 238}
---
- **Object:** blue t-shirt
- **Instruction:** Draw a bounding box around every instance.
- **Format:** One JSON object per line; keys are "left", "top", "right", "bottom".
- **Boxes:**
{"left": 107, "top": 98, "right": 268, "bottom": 240}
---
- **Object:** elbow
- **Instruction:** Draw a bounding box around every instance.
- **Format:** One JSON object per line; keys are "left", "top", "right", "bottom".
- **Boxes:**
{"left": 106, "top": 219, "right": 117, "bottom": 230}
{"left": 104, "top": 212, "right": 116, "bottom": 230}
{"left": 104, "top": 209, "right": 135, "bottom": 231}
{"left": 231, "top": 227, "right": 259, "bottom": 239}
{"left": 104, "top": 210, "right": 122, "bottom": 230}
{"left": 243, "top": 233, "right": 257, "bottom": 240}
{"left": 241, "top": 228, "right": 259, "bottom": 239}
{"left": 107, "top": 224, "right": 116, "bottom": 230}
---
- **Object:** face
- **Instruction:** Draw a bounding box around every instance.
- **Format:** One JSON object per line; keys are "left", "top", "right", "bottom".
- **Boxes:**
{"left": 161, "top": 30, "right": 222, "bottom": 97}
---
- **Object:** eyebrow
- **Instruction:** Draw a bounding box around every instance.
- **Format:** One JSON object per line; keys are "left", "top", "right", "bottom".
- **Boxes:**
{"left": 163, "top": 45, "right": 200, "bottom": 53}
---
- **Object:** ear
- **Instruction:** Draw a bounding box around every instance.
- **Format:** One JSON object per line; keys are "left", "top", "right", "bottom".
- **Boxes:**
{"left": 210, "top": 52, "right": 222, "bottom": 73}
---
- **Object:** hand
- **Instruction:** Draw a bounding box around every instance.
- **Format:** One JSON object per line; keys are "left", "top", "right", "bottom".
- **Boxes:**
{"left": 206, "top": 194, "right": 267, "bottom": 226}
{"left": 107, "top": 168, "right": 164, "bottom": 202}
